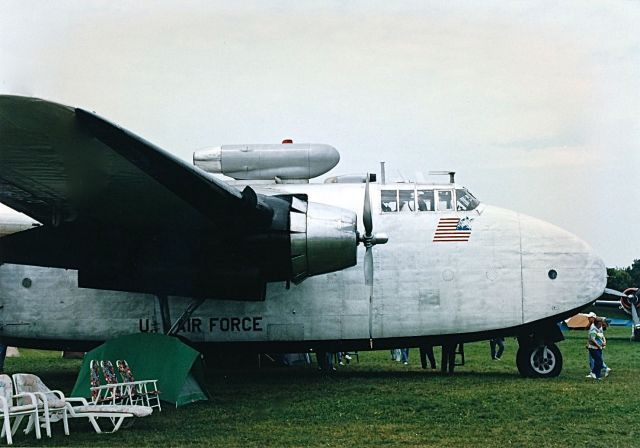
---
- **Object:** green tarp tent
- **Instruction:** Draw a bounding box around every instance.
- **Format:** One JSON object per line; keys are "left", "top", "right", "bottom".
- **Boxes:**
{"left": 71, "top": 333, "right": 208, "bottom": 407}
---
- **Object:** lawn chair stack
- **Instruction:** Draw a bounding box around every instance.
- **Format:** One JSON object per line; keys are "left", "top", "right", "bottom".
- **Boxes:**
{"left": 90, "top": 359, "right": 161, "bottom": 411}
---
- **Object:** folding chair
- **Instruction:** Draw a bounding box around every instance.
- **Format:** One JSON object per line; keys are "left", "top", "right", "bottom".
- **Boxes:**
{"left": 12, "top": 374, "right": 69, "bottom": 438}
{"left": 91, "top": 360, "right": 130, "bottom": 407}
{"left": 116, "top": 360, "right": 161, "bottom": 411}
{"left": 0, "top": 374, "right": 41, "bottom": 445}
{"left": 98, "top": 361, "right": 127, "bottom": 405}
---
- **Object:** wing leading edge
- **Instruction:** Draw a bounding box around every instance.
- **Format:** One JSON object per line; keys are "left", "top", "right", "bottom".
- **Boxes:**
{"left": 0, "top": 96, "right": 315, "bottom": 299}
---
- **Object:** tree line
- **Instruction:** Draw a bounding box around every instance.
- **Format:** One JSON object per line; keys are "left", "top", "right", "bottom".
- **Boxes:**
{"left": 606, "top": 259, "right": 640, "bottom": 292}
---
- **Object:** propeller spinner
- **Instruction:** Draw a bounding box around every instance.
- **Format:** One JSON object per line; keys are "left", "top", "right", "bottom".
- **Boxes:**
{"left": 357, "top": 174, "right": 388, "bottom": 288}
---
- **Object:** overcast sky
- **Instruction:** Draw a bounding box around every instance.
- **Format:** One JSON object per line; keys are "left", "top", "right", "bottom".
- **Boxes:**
{"left": 1, "top": 1, "right": 638, "bottom": 267}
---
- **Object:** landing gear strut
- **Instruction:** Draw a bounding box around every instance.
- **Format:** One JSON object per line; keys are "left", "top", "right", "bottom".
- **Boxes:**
{"left": 156, "top": 295, "right": 205, "bottom": 336}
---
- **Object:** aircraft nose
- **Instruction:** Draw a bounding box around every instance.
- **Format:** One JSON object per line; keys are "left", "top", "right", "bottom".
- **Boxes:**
{"left": 519, "top": 213, "right": 606, "bottom": 323}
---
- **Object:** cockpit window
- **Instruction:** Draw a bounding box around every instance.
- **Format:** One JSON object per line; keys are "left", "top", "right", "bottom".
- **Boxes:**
{"left": 398, "top": 190, "right": 414, "bottom": 212}
{"left": 437, "top": 190, "right": 453, "bottom": 210}
{"left": 417, "top": 190, "right": 435, "bottom": 211}
{"left": 455, "top": 188, "right": 480, "bottom": 211}
{"left": 381, "top": 190, "right": 397, "bottom": 212}
{"left": 382, "top": 186, "right": 479, "bottom": 213}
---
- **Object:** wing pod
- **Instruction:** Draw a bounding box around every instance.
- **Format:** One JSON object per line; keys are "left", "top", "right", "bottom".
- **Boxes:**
{"left": 193, "top": 143, "right": 340, "bottom": 180}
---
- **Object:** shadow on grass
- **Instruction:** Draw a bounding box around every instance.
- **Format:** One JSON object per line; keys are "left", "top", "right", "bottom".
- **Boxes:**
{"left": 209, "top": 367, "right": 523, "bottom": 384}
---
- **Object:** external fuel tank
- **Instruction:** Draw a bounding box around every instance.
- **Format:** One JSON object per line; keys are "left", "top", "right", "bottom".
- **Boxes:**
{"left": 193, "top": 143, "right": 340, "bottom": 180}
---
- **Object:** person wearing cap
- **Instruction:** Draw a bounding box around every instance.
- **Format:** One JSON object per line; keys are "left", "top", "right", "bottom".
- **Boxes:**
{"left": 585, "top": 312, "right": 598, "bottom": 378}
{"left": 585, "top": 313, "right": 611, "bottom": 378}
{"left": 586, "top": 317, "right": 605, "bottom": 379}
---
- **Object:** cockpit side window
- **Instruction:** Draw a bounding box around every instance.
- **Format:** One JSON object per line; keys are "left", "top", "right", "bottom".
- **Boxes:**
{"left": 417, "top": 190, "right": 435, "bottom": 211}
{"left": 398, "top": 190, "right": 415, "bottom": 212}
{"left": 437, "top": 190, "right": 453, "bottom": 211}
{"left": 455, "top": 188, "right": 480, "bottom": 211}
{"left": 381, "top": 190, "right": 398, "bottom": 212}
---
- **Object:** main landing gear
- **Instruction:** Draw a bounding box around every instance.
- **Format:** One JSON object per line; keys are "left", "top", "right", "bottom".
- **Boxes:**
{"left": 515, "top": 323, "right": 564, "bottom": 378}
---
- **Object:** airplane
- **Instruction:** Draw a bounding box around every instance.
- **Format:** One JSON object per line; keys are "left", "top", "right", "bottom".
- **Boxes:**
{"left": 590, "top": 288, "right": 640, "bottom": 341}
{"left": 0, "top": 95, "right": 606, "bottom": 378}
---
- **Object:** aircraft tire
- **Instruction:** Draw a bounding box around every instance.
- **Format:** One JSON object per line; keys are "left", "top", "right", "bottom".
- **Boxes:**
{"left": 517, "top": 343, "right": 562, "bottom": 378}
{"left": 516, "top": 345, "right": 533, "bottom": 377}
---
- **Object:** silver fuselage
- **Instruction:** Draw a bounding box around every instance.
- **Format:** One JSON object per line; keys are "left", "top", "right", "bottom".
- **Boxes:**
{"left": 0, "top": 182, "right": 606, "bottom": 350}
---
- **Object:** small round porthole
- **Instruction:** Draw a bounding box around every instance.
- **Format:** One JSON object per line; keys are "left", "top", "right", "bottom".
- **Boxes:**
{"left": 22, "top": 278, "right": 32, "bottom": 288}
{"left": 548, "top": 270, "right": 557, "bottom": 280}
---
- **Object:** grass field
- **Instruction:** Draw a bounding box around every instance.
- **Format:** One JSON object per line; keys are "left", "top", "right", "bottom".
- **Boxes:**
{"left": 4, "top": 327, "right": 640, "bottom": 447}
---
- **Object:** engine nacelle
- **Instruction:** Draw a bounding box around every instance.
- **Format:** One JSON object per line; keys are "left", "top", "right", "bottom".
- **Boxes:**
{"left": 193, "top": 143, "right": 340, "bottom": 180}
{"left": 75, "top": 192, "right": 357, "bottom": 301}
{"left": 286, "top": 197, "right": 357, "bottom": 283}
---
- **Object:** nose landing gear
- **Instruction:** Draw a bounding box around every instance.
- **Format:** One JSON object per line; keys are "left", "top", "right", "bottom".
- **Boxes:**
{"left": 516, "top": 342, "right": 563, "bottom": 378}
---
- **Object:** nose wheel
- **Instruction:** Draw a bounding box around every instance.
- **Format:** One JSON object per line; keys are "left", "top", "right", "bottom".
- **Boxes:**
{"left": 516, "top": 342, "right": 562, "bottom": 378}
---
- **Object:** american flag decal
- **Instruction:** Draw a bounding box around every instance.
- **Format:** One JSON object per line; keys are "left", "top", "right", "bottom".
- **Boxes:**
{"left": 433, "top": 217, "right": 472, "bottom": 242}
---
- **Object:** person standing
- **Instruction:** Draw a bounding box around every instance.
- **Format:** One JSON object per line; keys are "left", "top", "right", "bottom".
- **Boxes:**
{"left": 585, "top": 313, "right": 611, "bottom": 378}
{"left": 316, "top": 351, "right": 336, "bottom": 372}
{"left": 490, "top": 337, "right": 505, "bottom": 360}
{"left": 441, "top": 342, "right": 458, "bottom": 374}
{"left": 600, "top": 320, "right": 611, "bottom": 377}
{"left": 419, "top": 343, "right": 437, "bottom": 370}
{"left": 587, "top": 318, "right": 605, "bottom": 379}
{"left": 400, "top": 348, "right": 409, "bottom": 365}
{"left": 0, "top": 343, "right": 6, "bottom": 373}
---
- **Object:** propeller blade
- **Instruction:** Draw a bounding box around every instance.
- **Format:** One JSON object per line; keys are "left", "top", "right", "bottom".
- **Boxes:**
{"left": 603, "top": 288, "right": 628, "bottom": 298}
{"left": 364, "top": 247, "right": 373, "bottom": 286}
{"left": 363, "top": 173, "right": 372, "bottom": 237}
{"left": 631, "top": 303, "right": 640, "bottom": 327}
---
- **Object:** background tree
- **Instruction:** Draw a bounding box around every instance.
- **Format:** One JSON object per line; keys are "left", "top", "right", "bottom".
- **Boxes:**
{"left": 606, "top": 259, "right": 640, "bottom": 291}
{"left": 627, "top": 259, "right": 640, "bottom": 287}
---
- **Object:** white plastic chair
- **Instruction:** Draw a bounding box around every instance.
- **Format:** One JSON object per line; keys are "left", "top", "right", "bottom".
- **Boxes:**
{"left": 0, "top": 374, "right": 41, "bottom": 445}
{"left": 64, "top": 397, "right": 152, "bottom": 433}
{"left": 13, "top": 373, "right": 153, "bottom": 435}
{"left": 12, "top": 374, "right": 69, "bottom": 438}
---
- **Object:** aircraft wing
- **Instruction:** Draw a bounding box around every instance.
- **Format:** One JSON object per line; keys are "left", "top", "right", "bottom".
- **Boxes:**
{"left": 0, "top": 96, "right": 357, "bottom": 299}
{"left": 0, "top": 95, "right": 271, "bottom": 231}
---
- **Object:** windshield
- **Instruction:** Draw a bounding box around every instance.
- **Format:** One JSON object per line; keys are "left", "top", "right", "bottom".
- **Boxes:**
{"left": 456, "top": 188, "right": 480, "bottom": 211}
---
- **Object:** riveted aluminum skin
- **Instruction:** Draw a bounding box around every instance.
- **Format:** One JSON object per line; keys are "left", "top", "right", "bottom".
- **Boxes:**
{"left": 193, "top": 144, "right": 340, "bottom": 180}
{"left": 289, "top": 201, "right": 357, "bottom": 282}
